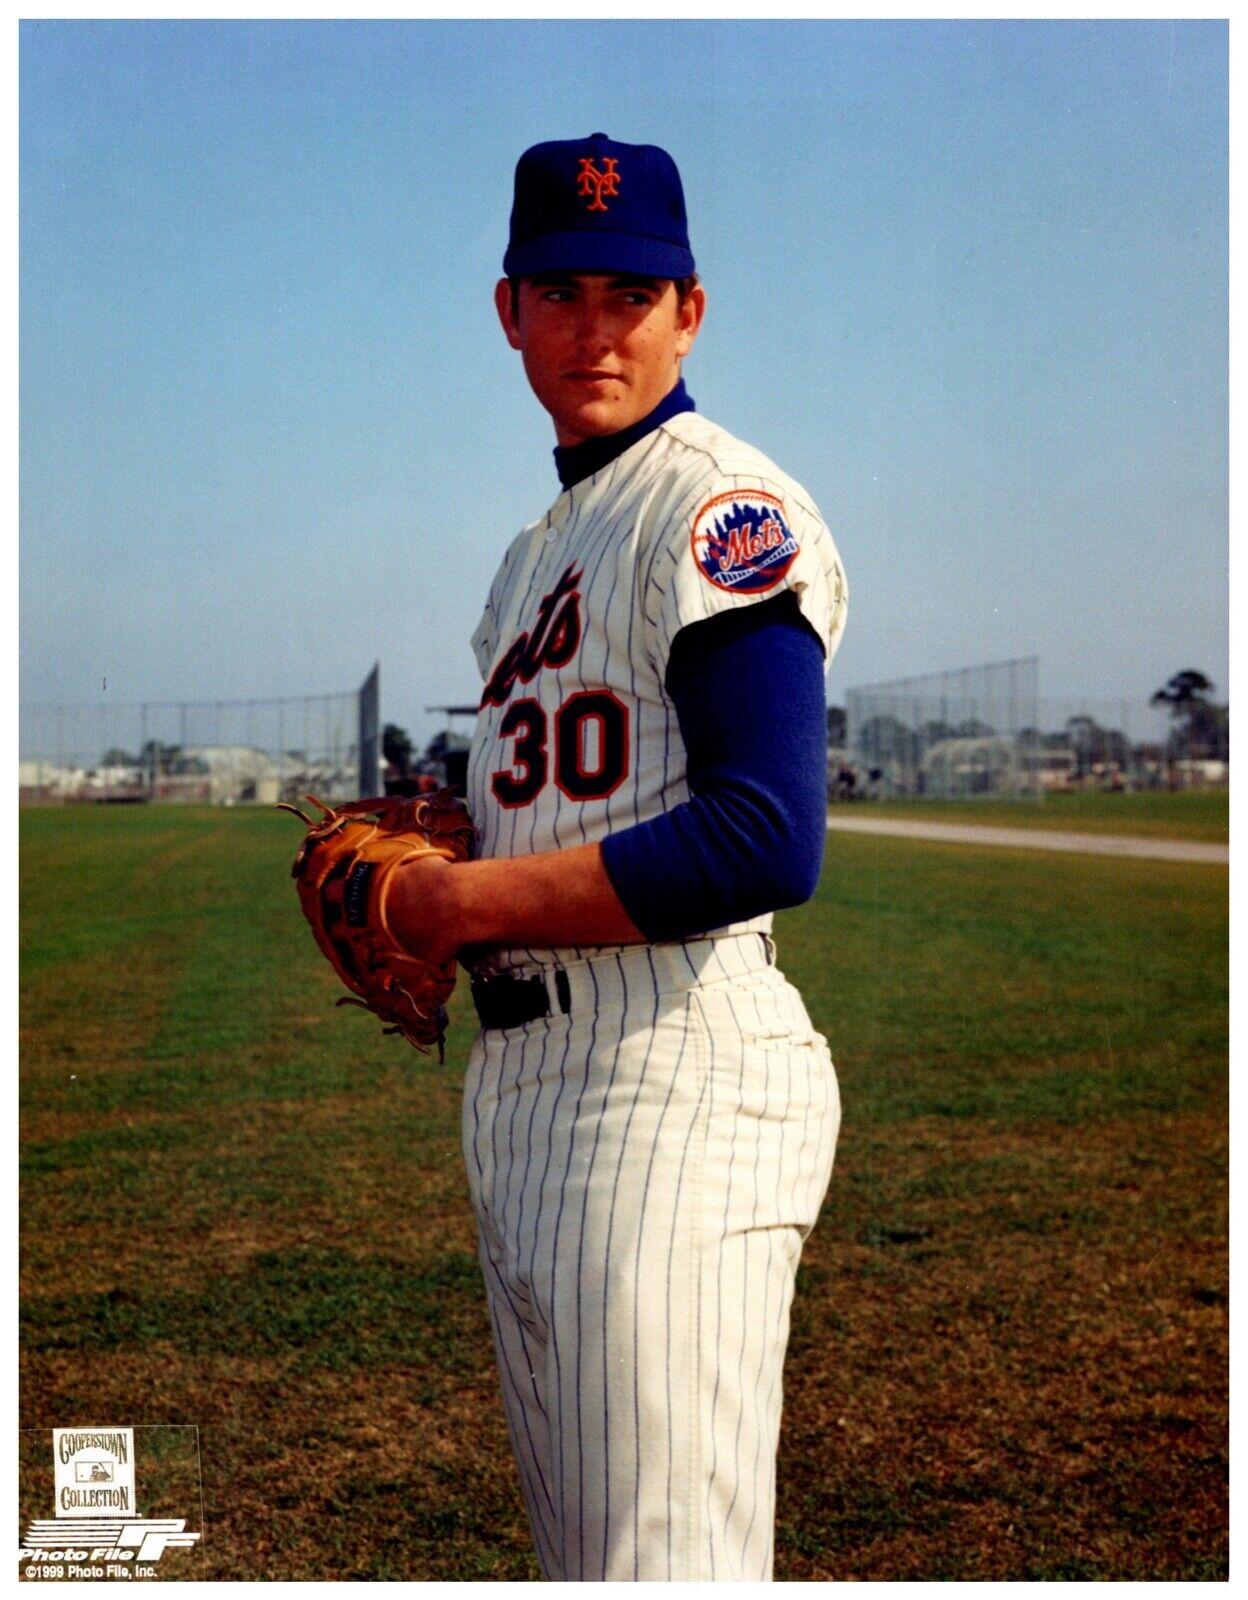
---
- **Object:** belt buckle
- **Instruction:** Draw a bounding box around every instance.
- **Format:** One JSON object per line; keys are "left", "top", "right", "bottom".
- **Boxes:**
{"left": 471, "top": 968, "right": 572, "bottom": 1030}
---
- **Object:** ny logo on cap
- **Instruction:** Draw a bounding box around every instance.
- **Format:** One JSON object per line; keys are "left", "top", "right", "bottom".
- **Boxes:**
{"left": 576, "top": 156, "right": 620, "bottom": 213}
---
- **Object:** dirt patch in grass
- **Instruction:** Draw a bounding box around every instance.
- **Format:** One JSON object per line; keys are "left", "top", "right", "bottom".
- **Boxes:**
{"left": 773, "top": 1112, "right": 1227, "bottom": 1580}
{"left": 126, "top": 818, "right": 233, "bottom": 893}
{"left": 21, "top": 1084, "right": 479, "bottom": 1299}
{"left": 20, "top": 938, "right": 195, "bottom": 1098}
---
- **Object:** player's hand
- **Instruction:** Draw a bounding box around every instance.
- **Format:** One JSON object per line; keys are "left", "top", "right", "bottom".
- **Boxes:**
{"left": 386, "top": 852, "right": 467, "bottom": 967}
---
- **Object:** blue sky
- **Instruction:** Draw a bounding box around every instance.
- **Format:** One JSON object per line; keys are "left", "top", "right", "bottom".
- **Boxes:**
{"left": 20, "top": 19, "right": 1227, "bottom": 749}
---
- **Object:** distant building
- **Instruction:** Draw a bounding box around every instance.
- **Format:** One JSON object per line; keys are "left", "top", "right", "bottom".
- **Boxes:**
{"left": 18, "top": 760, "right": 87, "bottom": 801}
{"left": 1019, "top": 746, "right": 1078, "bottom": 792}
{"left": 919, "top": 735, "right": 1020, "bottom": 797}
{"left": 1173, "top": 758, "right": 1229, "bottom": 787}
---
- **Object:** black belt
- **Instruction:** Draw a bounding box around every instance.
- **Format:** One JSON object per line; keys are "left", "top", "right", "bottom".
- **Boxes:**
{"left": 472, "top": 968, "right": 573, "bottom": 1031}
{"left": 471, "top": 936, "right": 776, "bottom": 1031}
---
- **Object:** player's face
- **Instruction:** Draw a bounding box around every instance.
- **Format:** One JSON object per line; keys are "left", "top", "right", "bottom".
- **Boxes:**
{"left": 495, "top": 273, "right": 707, "bottom": 448}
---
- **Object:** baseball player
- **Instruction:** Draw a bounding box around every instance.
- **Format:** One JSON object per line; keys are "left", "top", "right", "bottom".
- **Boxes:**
{"left": 389, "top": 133, "right": 848, "bottom": 1581}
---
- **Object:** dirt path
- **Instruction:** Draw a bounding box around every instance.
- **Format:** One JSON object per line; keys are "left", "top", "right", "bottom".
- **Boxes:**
{"left": 825, "top": 814, "right": 1229, "bottom": 864}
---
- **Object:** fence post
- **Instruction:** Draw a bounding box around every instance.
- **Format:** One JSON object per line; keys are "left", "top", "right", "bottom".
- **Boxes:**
{"left": 358, "top": 663, "right": 380, "bottom": 799}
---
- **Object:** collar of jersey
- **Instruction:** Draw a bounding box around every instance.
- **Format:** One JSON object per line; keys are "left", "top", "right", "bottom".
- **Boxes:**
{"left": 552, "top": 378, "right": 696, "bottom": 491}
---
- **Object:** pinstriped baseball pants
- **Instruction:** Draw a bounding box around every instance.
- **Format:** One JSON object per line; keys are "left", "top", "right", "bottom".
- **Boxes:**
{"left": 462, "top": 933, "right": 840, "bottom": 1582}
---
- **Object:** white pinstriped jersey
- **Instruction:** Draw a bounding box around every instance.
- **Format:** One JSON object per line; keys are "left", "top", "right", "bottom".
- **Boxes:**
{"left": 466, "top": 410, "right": 848, "bottom": 971}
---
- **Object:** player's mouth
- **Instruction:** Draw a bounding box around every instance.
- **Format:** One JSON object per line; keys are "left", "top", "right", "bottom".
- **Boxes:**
{"left": 566, "top": 370, "right": 623, "bottom": 386}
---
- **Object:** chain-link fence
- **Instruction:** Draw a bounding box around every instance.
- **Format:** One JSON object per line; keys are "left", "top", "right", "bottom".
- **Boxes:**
{"left": 1029, "top": 695, "right": 1228, "bottom": 792}
{"left": 843, "top": 659, "right": 1228, "bottom": 800}
{"left": 19, "top": 667, "right": 381, "bottom": 805}
{"left": 845, "top": 658, "right": 1041, "bottom": 800}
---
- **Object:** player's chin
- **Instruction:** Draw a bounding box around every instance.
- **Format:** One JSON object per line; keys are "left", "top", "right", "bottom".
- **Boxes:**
{"left": 556, "top": 395, "right": 633, "bottom": 439}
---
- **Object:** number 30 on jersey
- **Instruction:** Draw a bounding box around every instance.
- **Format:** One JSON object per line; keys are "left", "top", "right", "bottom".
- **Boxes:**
{"left": 491, "top": 690, "right": 629, "bottom": 808}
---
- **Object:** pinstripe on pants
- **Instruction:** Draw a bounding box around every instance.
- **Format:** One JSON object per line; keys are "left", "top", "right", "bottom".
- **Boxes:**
{"left": 463, "top": 932, "right": 840, "bottom": 1581}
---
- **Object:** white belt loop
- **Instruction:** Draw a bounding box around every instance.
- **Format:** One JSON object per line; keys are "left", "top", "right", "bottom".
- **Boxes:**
{"left": 543, "top": 966, "right": 572, "bottom": 1016}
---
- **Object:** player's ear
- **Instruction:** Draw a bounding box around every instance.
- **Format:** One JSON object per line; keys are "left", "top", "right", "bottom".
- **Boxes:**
{"left": 674, "top": 283, "right": 707, "bottom": 359}
{"left": 495, "top": 278, "right": 523, "bottom": 350}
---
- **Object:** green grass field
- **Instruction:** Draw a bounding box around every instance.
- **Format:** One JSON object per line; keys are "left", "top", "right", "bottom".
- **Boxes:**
{"left": 852, "top": 786, "right": 1229, "bottom": 842}
{"left": 20, "top": 801, "right": 1228, "bottom": 1580}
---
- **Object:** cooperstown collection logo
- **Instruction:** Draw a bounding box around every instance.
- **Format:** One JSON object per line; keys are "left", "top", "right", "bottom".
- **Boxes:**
{"left": 52, "top": 1431, "right": 133, "bottom": 1515}
{"left": 690, "top": 490, "right": 799, "bottom": 595}
{"left": 18, "top": 1429, "right": 201, "bottom": 1579}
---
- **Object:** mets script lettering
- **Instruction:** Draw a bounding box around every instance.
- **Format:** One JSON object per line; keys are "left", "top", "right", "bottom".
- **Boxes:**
{"left": 482, "top": 564, "right": 583, "bottom": 708}
{"left": 719, "top": 515, "right": 787, "bottom": 570}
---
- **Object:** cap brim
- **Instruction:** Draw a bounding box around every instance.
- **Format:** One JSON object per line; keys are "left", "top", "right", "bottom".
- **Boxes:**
{"left": 504, "top": 229, "right": 695, "bottom": 279}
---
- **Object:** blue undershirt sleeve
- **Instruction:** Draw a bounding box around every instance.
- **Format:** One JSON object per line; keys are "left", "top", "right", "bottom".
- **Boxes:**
{"left": 599, "top": 591, "right": 829, "bottom": 943}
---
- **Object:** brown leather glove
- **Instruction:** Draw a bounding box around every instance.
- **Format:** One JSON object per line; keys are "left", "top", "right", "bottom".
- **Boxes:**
{"left": 279, "top": 790, "right": 475, "bottom": 1057}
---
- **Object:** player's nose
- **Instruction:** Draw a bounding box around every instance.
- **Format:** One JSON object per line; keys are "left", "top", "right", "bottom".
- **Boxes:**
{"left": 570, "top": 300, "right": 613, "bottom": 357}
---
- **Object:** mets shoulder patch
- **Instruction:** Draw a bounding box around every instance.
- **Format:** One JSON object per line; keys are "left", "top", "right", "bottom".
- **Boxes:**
{"left": 689, "top": 489, "right": 799, "bottom": 595}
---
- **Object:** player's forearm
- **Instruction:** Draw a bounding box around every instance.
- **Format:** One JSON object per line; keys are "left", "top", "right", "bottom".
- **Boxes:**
{"left": 451, "top": 842, "right": 646, "bottom": 950}
{"left": 383, "top": 843, "right": 644, "bottom": 961}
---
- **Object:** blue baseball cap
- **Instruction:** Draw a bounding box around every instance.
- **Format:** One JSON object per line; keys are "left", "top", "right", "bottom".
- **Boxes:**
{"left": 504, "top": 132, "right": 696, "bottom": 280}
